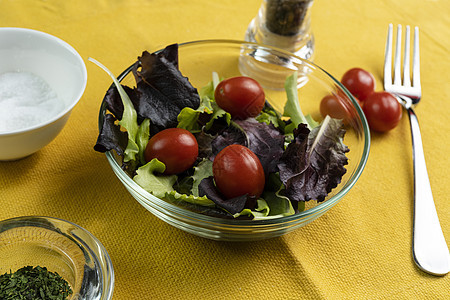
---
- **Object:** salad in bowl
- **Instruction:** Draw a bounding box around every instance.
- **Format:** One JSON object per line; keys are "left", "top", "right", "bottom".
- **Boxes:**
{"left": 93, "top": 40, "right": 370, "bottom": 241}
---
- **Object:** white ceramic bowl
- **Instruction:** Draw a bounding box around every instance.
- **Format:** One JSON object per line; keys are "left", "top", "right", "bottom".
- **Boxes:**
{"left": 0, "top": 28, "right": 87, "bottom": 160}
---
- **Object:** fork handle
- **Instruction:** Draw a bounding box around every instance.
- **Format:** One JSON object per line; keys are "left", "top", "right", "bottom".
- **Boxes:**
{"left": 408, "top": 107, "right": 450, "bottom": 275}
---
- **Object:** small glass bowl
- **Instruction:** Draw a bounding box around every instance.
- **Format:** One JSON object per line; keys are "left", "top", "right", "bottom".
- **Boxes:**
{"left": 98, "top": 40, "right": 370, "bottom": 241}
{"left": 0, "top": 216, "right": 114, "bottom": 299}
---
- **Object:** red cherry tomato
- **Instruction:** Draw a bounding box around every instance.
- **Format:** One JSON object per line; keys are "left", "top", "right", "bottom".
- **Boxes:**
{"left": 341, "top": 68, "right": 375, "bottom": 101}
{"left": 213, "top": 145, "right": 265, "bottom": 199}
{"left": 320, "top": 94, "right": 351, "bottom": 122}
{"left": 214, "top": 76, "right": 265, "bottom": 119}
{"left": 363, "top": 91, "right": 402, "bottom": 132}
{"left": 320, "top": 93, "right": 360, "bottom": 124}
{"left": 144, "top": 128, "right": 198, "bottom": 175}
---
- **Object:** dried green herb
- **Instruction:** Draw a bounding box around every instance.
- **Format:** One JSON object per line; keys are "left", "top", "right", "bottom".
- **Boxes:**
{"left": 266, "top": 0, "right": 312, "bottom": 36}
{"left": 0, "top": 266, "right": 73, "bottom": 300}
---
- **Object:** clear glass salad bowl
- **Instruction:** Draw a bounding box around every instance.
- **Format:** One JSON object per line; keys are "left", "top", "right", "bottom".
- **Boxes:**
{"left": 98, "top": 40, "right": 370, "bottom": 241}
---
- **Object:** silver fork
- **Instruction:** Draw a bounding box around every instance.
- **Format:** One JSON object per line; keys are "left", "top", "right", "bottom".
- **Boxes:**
{"left": 384, "top": 24, "right": 449, "bottom": 276}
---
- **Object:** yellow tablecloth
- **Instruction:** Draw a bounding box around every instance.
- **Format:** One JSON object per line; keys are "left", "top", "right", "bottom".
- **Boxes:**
{"left": 1, "top": 0, "right": 449, "bottom": 299}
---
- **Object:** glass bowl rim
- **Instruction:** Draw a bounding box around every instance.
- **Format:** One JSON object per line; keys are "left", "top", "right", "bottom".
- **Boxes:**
{"left": 99, "top": 39, "right": 371, "bottom": 226}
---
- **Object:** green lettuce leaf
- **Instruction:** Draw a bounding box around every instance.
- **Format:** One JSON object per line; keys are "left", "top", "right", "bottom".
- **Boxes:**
{"left": 263, "top": 173, "right": 297, "bottom": 216}
{"left": 283, "top": 72, "right": 319, "bottom": 133}
{"left": 177, "top": 72, "right": 230, "bottom": 133}
{"left": 191, "top": 158, "right": 214, "bottom": 197}
{"left": 165, "top": 190, "right": 215, "bottom": 207}
{"left": 177, "top": 107, "right": 202, "bottom": 133}
{"left": 133, "top": 158, "right": 214, "bottom": 207}
{"left": 136, "top": 118, "right": 150, "bottom": 165}
{"left": 205, "top": 101, "right": 231, "bottom": 130}
{"left": 256, "top": 103, "right": 285, "bottom": 130}
{"left": 199, "top": 76, "right": 214, "bottom": 99}
{"left": 89, "top": 57, "right": 140, "bottom": 162}
{"left": 133, "top": 159, "right": 177, "bottom": 198}
{"left": 177, "top": 96, "right": 213, "bottom": 133}
{"left": 234, "top": 199, "right": 270, "bottom": 219}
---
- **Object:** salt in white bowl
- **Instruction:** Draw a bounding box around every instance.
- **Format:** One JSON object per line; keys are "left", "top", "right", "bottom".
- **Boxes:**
{"left": 0, "top": 28, "right": 87, "bottom": 160}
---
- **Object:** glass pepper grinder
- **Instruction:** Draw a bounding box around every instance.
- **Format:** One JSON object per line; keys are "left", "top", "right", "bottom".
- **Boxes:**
{"left": 245, "top": 0, "right": 315, "bottom": 60}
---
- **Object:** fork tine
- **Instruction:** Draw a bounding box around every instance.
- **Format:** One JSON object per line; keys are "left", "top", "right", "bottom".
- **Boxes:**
{"left": 384, "top": 24, "right": 393, "bottom": 87}
{"left": 393, "top": 25, "right": 402, "bottom": 86}
{"left": 412, "top": 26, "right": 421, "bottom": 89}
{"left": 403, "top": 26, "right": 411, "bottom": 87}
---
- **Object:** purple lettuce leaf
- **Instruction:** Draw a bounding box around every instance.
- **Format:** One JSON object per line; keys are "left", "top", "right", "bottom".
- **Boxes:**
{"left": 95, "top": 44, "right": 201, "bottom": 155}
{"left": 130, "top": 45, "right": 200, "bottom": 133}
{"left": 235, "top": 119, "right": 285, "bottom": 174}
{"left": 210, "top": 124, "right": 246, "bottom": 156}
{"left": 278, "top": 117, "right": 349, "bottom": 202}
{"left": 103, "top": 85, "right": 138, "bottom": 122}
{"left": 98, "top": 44, "right": 199, "bottom": 134}
{"left": 194, "top": 130, "right": 216, "bottom": 160}
{"left": 211, "top": 118, "right": 285, "bottom": 174}
{"left": 198, "top": 177, "right": 248, "bottom": 215}
{"left": 94, "top": 113, "right": 128, "bottom": 155}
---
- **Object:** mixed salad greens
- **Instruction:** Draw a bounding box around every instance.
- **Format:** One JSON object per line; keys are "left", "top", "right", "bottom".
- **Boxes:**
{"left": 92, "top": 44, "right": 349, "bottom": 220}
